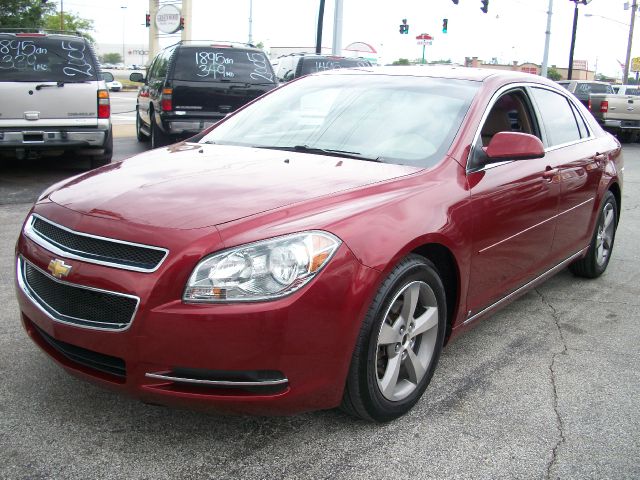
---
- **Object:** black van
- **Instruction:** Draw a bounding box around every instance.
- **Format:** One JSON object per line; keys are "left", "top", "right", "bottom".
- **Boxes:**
{"left": 131, "top": 41, "right": 277, "bottom": 148}
{"left": 275, "top": 53, "right": 372, "bottom": 83}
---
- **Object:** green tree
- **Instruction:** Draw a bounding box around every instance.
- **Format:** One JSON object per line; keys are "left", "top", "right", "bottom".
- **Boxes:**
{"left": 546, "top": 67, "right": 562, "bottom": 81}
{"left": 392, "top": 58, "right": 410, "bottom": 66}
{"left": 43, "top": 11, "right": 95, "bottom": 43}
{"left": 0, "top": 0, "right": 56, "bottom": 29}
{"left": 102, "top": 53, "right": 122, "bottom": 64}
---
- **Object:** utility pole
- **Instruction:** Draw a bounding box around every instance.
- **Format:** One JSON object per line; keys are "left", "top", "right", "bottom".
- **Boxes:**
{"left": 623, "top": 0, "right": 638, "bottom": 83}
{"left": 60, "top": 0, "right": 64, "bottom": 30}
{"left": 541, "top": 0, "right": 553, "bottom": 77}
{"left": 332, "top": 0, "right": 343, "bottom": 56}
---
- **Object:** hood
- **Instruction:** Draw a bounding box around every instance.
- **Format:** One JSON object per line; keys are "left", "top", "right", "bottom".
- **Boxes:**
{"left": 48, "top": 143, "right": 422, "bottom": 230}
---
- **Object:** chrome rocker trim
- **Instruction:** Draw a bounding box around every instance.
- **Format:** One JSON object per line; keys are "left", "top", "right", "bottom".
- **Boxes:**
{"left": 463, "top": 247, "right": 589, "bottom": 326}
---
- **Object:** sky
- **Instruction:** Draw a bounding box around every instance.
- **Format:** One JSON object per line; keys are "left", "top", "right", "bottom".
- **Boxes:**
{"left": 60, "top": 0, "right": 635, "bottom": 78}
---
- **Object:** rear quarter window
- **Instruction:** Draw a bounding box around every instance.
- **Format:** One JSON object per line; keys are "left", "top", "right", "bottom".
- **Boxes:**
{"left": 0, "top": 36, "right": 98, "bottom": 81}
{"left": 172, "top": 47, "right": 275, "bottom": 84}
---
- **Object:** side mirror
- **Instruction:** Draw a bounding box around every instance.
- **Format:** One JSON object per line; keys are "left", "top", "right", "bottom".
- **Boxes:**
{"left": 101, "top": 72, "right": 114, "bottom": 82}
{"left": 129, "top": 72, "right": 144, "bottom": 83}
{"left": 484, "top": 132, "right": 545, "bottom": 162}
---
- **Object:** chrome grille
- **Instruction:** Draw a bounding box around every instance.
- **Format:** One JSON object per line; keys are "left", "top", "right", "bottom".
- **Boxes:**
{"left": 18, "top": 257, "right": 139, "bottom": 331}
{"left": 25, "top": 214, "right": 168, "bottom": 272}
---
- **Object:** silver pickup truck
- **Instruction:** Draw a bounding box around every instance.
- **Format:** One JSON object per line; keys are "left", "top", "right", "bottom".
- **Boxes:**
{"left": 589, "top": 89, "right": 640, "bottom": 142}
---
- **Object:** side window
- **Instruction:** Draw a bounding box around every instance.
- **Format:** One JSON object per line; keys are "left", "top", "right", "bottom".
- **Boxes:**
{"left": 147, "top": 56, "right": 160, "bottom": 80}
{"left": 530, "top": 88, "right": 582, "bottom": 147}
{"left": 156, "top": 47, "right": 173, "bottom": 78}
{"left": 480, "top": 90, "right": 538, "bottom": 147}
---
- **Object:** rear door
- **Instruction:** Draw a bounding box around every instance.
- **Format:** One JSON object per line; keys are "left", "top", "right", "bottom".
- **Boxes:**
{"left": 170, "top": 47, "right": 277, "bottom": 116}
{"left": 0, "top": 35, "right": 100, "bottom": 127}
{"left": 529, "top": 86, "right": 602, "bottom": 260}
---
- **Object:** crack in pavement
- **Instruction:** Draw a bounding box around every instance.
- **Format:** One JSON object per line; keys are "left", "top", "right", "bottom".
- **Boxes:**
{"left": 536, "top": 288, "right": 567, "bottom": 480}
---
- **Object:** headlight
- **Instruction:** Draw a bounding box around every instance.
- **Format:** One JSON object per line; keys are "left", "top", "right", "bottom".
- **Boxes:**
{"left": 183, "top": 231, "right": 341, "bottom": 303}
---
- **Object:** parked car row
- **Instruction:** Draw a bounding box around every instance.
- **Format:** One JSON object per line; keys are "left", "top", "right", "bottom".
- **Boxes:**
{"left": 128, "top": 45, "right": 373, "bottom": 147}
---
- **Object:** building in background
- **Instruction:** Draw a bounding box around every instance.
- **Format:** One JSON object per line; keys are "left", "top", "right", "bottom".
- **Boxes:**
{"left": 464, "top": 57, "right": 595, "bottom": 81}
{"left": 94, "top": 43, "right": 150, "bottom": 67}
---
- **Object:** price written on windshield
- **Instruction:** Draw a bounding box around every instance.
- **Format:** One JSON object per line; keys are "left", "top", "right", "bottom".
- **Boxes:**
{"left": 0, "top": 40, "right": 48, "bottom": 72}
{"left": 195, "top": 51, "right": 236, "bottom": 78}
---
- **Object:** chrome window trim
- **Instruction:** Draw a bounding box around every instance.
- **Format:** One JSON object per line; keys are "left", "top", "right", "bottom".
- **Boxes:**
{"left": 145, "top": 372, "right": 289, "bottom": 387}
{"left": 24, "top": 214, "right": 169, "bottom": 273}
{"left": 16, "top": 256, "right": 140, "bottom": 332}
{"left": 463, "top": 246, "right": 588, "bottom": 326}
{"left": 466, "top": 82, "right": 596, "bottom": 174}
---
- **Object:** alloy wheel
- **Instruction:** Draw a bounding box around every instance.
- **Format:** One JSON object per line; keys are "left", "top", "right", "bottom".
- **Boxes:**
{"left": 596, "top": 202, "right": 615, "bottom": 267}
{"left": 375, "top": 280, "right": 439, "bottom": 402}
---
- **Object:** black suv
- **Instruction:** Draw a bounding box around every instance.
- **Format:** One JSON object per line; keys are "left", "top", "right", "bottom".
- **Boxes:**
{"left": 275, "top": 53, "right": 372, "bottom": 83}
{"left": 130, "top": 41, "right": 277, "bottom": 148}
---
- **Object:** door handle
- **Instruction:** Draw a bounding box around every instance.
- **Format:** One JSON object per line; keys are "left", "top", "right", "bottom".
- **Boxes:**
{"left": 542, "top": 167, "right": 559, "bottom": 180}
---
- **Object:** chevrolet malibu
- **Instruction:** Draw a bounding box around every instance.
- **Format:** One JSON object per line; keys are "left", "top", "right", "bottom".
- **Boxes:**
{"left": 15, "top": 67, "right": 622, "bottom": 421}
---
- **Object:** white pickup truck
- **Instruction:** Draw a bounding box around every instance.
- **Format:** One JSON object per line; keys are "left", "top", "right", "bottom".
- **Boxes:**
{"left": 589, "top": 87, "right": 640, "bottom": 142}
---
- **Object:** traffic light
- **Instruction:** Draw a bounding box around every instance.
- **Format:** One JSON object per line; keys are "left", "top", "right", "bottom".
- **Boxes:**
{"left": 442, "top": 18, "right": 448, "bottom": 33}
{"left": 145, "top": 13, "right": 150, "bottom": 27}
{"left": 399, "top": 18, "right": 409, "bottom": 34}
{"left": 480, "top": 0, "right": 489, "bottom": 13}
{"left": 179, "top": 16, "right": 185, "bottom": 30}
{"left": 452, "top": 0, "right": 459, "bottom": 4}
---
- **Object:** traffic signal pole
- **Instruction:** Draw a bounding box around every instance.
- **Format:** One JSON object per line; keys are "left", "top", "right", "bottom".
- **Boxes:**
{"left": 316, "top": 0, "right": 325, "bottom": 54}
{"left": 567, "top": 0, "right": 579, "bottom": 80}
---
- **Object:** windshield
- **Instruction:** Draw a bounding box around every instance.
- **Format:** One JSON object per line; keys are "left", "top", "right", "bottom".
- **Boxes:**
{"left": 173, "top": 47, "right": 276, "bottom": 84}
{"left": 300, "top": 57, "right": 371, "bottom": 76}
{"left": 0, "top": 36, "right": 98, "bottom": 82}
{"left": 200, "top": 74, "right": 479, "bottom": 168}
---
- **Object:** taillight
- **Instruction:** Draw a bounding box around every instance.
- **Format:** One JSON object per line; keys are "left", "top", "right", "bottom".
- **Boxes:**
{"left": 600, "top": 100, "right": 609, "bottom": 113}
{"left": 588, "top": 99, "right": 592, "bottom": 111}
{"left": 161, "top": 88, "right": 173, "bottom": 111}
{"left": 97, "top": 89, "right": 110, "bottom": 118}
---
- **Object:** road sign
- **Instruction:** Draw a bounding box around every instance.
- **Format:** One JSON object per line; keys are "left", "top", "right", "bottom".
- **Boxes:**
{"left": 632, "top": 57, "right": 640, "bottom": 73}
{"left": 417, "top": 40, "right": 433, "bottom": 46}
{"left": 415, "top": 33, "right": 433, "bottom": 40}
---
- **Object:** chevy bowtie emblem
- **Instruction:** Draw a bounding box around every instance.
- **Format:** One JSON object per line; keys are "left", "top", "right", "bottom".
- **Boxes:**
{"left": 48, "top": 259, "right": 72, "bottom": 278}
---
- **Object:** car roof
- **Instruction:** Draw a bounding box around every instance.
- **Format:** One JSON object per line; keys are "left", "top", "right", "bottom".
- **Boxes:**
{"left": 0, "top": 32, "right": 86, "bottom": 41}
{"left": 318, "top": 65, "right": 558, "bottom": 84}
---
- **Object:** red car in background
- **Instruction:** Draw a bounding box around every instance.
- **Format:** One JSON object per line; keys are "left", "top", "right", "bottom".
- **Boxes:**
{"left": 15, "top": 67, "right": 622, "bottom": 421}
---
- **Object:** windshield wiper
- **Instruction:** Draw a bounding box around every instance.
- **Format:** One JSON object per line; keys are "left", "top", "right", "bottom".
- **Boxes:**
{"left": 254, "top": 145, "right": 382, "bottom": 162}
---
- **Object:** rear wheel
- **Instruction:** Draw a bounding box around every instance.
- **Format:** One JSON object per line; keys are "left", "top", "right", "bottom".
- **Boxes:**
{"left": 341, "top": 254, "right": 446, "bottom": 422}
{"left": 89, "top": 127, "right": 113, "bottom": 169}
{"left": 569, "top": 190, "right": 618, "bottom": 278}
{"left": 150, "top": 110, "right": 168, "bottom": 149}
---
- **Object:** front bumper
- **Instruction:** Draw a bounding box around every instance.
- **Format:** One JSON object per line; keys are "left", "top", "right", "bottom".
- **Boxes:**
{"left": 15, "top": 210, "right": 379, "bottom": 415}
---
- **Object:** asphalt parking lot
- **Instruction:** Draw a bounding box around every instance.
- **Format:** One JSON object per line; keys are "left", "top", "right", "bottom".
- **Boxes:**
{"left": 0, "top": 138, "right": 638, "bottom": 479}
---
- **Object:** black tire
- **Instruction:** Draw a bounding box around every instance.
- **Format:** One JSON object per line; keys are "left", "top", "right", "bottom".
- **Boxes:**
{"left": 135, "top": 106, "right": 149, "bottom": 142}
{"left": 341, "top": 254, "right": 446, "bottom": 422}
{"left": 90, "top": 127, "right": 113, "bottom": 169}
{"left": 569, "top": 190, "right": 618, "bottom": 278}
{"left": 150, "top": 110, "right": 168, "bottom": 149}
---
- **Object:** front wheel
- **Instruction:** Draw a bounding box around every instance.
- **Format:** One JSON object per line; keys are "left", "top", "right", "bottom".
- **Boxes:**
{"left": 569, "top": 190, "right": 618, "bottom": 278}
{"left": 341, "top": 254, "right": 446, "bottom": 422}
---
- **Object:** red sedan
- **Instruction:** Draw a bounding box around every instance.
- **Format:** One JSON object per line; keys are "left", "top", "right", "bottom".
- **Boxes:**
{"left": 15, "top": 67, "right": 622, "bottom": 421}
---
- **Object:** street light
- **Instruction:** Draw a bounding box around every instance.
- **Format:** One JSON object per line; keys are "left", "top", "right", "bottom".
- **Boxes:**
{"left": 121, "top": 6, "right": 127, "bottom": 67}
{"left": 567, "top": 0, "right": 592, "bottom": 81}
